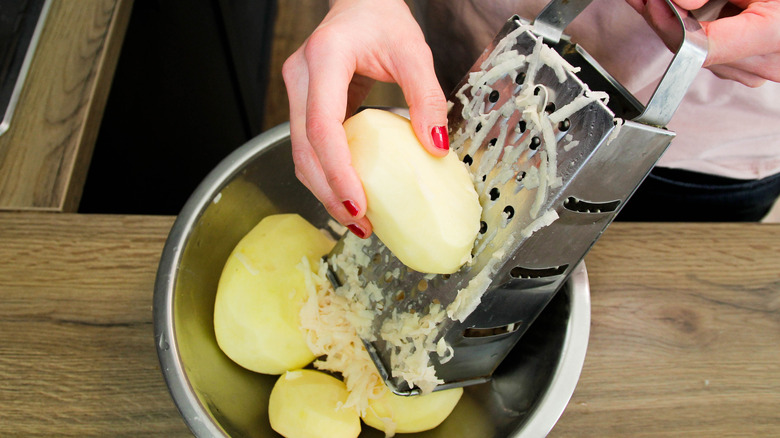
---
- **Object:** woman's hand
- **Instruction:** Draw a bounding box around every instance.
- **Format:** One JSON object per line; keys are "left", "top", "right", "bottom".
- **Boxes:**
{"left": 282, "top": 0, "right": 449, "bottom": 238}
{"left": 626, "top": 0, "right": 780, "bottom": 87}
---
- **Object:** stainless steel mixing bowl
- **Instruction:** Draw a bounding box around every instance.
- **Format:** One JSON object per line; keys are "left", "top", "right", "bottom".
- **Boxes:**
{"left": 153, "top": 123, "right": 591, "bottom": 437}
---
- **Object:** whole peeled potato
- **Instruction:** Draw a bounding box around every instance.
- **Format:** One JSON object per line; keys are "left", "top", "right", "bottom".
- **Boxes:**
{"left": 269, "top": 369, "right": 361, "bottom": 438}
{"left": 361, "top": 386, "right": 463, "bottom": 434}
{"left": 344, "top": 109, "right": 481, "bottom": 275}
{"left": 213, "top": 214, "right": 335, "bottom": 374}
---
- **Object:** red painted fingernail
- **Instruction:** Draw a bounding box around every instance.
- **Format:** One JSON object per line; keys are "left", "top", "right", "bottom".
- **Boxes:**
{"left": 431, "top": 126, "right": 449, "bottom": 150}
{"left": 347, "top": 224, "right": 367, "bottom": 239}
{"left": 343, "top": 200, "right": 359, "bottom": 217}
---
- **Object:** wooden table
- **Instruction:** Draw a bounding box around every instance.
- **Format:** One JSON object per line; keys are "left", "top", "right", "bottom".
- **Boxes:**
{"left": 1, "top": 212, "right": 777, "bottom": 436}
{"left": 0, "top": 0, "right": 132, "bottom": 212}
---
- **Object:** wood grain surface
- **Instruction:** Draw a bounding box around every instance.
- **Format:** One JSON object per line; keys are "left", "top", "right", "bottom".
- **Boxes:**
{"left": 0, "top": 0, "right": 132, "bottom": 212}
{"left": 0, "top": 213, "right": 778, "bottom": 437}
{"left": 552, "top": 224, "right": 780, "bottom": 437}
{"left": 0, "top": 213, "right": 187, "bottom": 436}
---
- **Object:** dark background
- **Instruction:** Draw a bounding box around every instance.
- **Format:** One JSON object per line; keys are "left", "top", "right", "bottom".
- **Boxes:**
{"left": 79, "top": 0, "right": 276, "bottom": 215}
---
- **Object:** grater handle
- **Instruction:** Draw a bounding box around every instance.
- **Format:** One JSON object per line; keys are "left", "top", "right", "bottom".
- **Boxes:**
{"left": 532, "top": 0, "right": 708, "bottom": 127}
{"left": 633, "top": 1, "right": 708, "bottom": 126}
{"left": 532, "top": 0, "right": 592, "bottom": 44}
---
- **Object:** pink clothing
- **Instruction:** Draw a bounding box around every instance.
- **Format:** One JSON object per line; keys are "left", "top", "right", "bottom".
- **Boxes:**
{"left": 423, "top": 0, "right": 780, "bottom": 179}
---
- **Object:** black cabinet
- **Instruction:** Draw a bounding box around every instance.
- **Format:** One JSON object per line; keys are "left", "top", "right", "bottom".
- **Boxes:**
{"left": 80, "top": 0, "right": 276, "bottom": 215}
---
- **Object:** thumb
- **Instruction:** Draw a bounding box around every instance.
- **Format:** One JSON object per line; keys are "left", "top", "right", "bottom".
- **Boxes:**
{"left": 393, "top": 43, "right": 450, "bottom": 157}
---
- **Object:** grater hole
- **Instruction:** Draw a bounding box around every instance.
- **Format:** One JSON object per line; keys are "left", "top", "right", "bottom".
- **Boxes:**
{"left": 464, "top": 322, "right": 522, "bottom": 338}
{"left": 530, "top": 136, "right": 541, "bottom": 150}
{"left": 558, "top": 118, "right": 571, "bottom": 131}
{"left": 479, "top": 221, "right": 488, "bottom": 234}
{"left": 510, "top": 264, "right": 569, "bottom": 279}
{"left": 544, "top": 102, "right": 556, "bottom": 114}
{"left": 516, "top": 171, "right": 527, "bottom": 182}
{"left": 463, "top": 154, "right": 473, "bottom": 166}
{"left": 488, "top": 89, "right": 500, "bottom": 103}
{"left": 515, "top": 71, "right": 526, "bottom": 85}
{"left": 475, "top": 122, "right": 482, "bottom": 132}
{"left": 488, "top": 138, "right": 498, "bottom": 147}
{"left": 518, "top": 120, "right": 527, "bottom": 133}
{"left": 533, "top": 85, "right": 542, "bottom": 96}
{"left": 489, "top": 187, "right": 500, "bottom": 201}
{"left": 481, "top": 175, "right": 487, "bottom": 182}
{"left": 503, "top": 205, "right": 515, "bottom": 220}
{"left": 564, "top": 196, "right": 621, "bottom": 213}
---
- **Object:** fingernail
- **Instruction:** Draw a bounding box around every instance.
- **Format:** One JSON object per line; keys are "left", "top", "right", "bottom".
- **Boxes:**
{"left": 343, "top": 200, "right": 360, "bottom": 217}
{"left": 347, "top": 224, "right": 367, "bottom": 239}
{"left": 431, "top": 126, "right": 449, "bottom": 150}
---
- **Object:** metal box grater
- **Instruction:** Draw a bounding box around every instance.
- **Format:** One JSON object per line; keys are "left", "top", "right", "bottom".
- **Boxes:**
{"left": 327, "top": 0, "right": 707, "bottom": 395}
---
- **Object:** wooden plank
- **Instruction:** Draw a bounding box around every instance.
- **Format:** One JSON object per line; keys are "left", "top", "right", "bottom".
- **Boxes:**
{"left": 0, "top": 0, "right": 133, "bottom": 212}
{"left": 0, "top": 212, "right": 188, "bottom": 436}
{"left": 552, "top": 223, "right": 780, "bottom": 436}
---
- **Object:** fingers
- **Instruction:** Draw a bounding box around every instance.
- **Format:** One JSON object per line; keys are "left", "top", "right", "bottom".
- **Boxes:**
{"left": 689, "top": 1, "right": 780, "bottom": 82}
{"left": 707, "top": 63, "right": 768, "bottom": 87}
{"left": 626, "top": 0, "right": 780, "bottom": 84}
{"left": 292, "top": 140, "right": 372, "bottom": 239}
{"left": 303, "top": 31, "right": 372, "bottom": 226}
{"left": 283, "top": 45, "right": 373, "bottom": 238}
{"left": 695, "top": 2, "right": 780, "bottom": 67}
{"left": 391, "top": 40, "right": 450, "bottom": 157}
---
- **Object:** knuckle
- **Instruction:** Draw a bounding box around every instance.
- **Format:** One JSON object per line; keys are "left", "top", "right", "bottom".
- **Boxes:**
{"left": 409, "top": 38, "right": 434, "bottom": 59}
{"left": 281, "top": 61, "right": 294, "bottom": 84}
{"left": 294, "top": 167, "right": 309, "bottom": 188}
{"left": 303, "top": 27, "right": 340, "bottom": 60}
{"left": 281, "top": 52, "right": 303, "bottom": 84}
{"left": 325, "top": 169, "right": 348, "bottom": 191}
{"left": 305, "top": 114, "right": 332, "bottom": 147}
{"left": 417, "top": 88, "right": 446, "bottom": 108}
{"left": 291, "top": 143, "right": 314, "bottom": 168}
{"left": 323, "top": 198, "right": 346, "bottom": 217}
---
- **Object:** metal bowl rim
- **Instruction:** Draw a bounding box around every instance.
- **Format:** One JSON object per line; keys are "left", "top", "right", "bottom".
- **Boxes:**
{"left": 153, "top": 123, "right": 291, "bottom": 437}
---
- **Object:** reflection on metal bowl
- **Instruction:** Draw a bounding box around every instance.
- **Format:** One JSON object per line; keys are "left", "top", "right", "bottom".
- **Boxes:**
{"left": 153, "top": 123, "right": 591, "bottom": 437}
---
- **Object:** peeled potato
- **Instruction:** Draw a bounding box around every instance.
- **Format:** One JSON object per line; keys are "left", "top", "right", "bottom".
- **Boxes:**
{"left": 344, "top": 109, "right": 481, "bottom": 274}
{"left": 269, "top": 370, "right": 361, "bottom": 438}
{"left": 213, "top": 214, "right": 335, "bottom": 374}
{"left": 361, "top": 386, "right": 463, "bottom": 434}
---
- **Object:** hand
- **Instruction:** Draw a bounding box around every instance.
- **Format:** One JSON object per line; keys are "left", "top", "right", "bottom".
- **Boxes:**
{"left": 626, "top": 0, "right": 780, "bottom": 87}
{"left": 282, "top": 0, "right": 449, "bottom": 238}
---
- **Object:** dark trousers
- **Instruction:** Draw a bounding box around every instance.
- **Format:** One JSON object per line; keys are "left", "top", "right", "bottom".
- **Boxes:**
{"left": 617, "top": 167, "right": 780, "bottom": 222}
